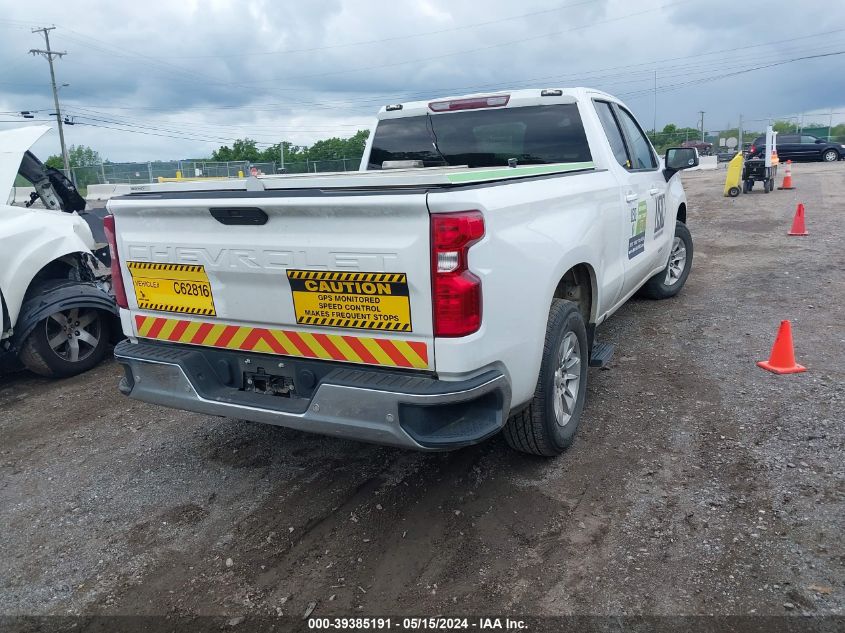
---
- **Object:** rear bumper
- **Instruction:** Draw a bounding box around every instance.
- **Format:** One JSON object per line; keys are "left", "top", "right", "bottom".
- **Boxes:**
{"left": 114, "top": 339, "right": 510, "bottom": 451}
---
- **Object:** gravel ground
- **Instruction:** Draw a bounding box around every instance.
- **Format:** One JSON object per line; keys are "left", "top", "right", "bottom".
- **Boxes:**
{"left": 1, "top": 163, "right": 843, "bottom": 623}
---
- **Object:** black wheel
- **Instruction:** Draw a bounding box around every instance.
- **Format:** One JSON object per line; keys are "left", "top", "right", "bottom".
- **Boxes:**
{"left": 728, "top": 186, "right": 740, "bottom": 197}
{"left": 822, "top": 149, "right": 839, "bottom": 162}
{"left": 19, "top": 306, "right": 110, "bottom": 378}
{"left": 746, "top": 180, "right": 754, "bottom": 192}
{"left": 639, "top": 221, "right": 693, "bottom": 300}
{"left": 503, "top": 299, "right": 588, "bottom": 456}
{"left": 742, "top": 181, "right": 750, "bottom": 194}
{"left": 763, "top": 179, "right": 772, "bottom": 193}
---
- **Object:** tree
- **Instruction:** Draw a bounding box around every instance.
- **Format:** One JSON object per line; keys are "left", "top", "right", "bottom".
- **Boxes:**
{"left": 647, "top": 124, "right": 701, "bottom": 153}
{"left": 260, "top": 141, "right": 307, "bottom": 165}
{"left": 45, "top": 144, "right": 104, "bottom": 170}
{"left": 772, "top": 120, "right": 799, "bottom": 134}
{"left": 209, "top": 129, "right": 370, "bottom": 169}
{"left": 211, "top": 138, "right": 261, "bottom": 162}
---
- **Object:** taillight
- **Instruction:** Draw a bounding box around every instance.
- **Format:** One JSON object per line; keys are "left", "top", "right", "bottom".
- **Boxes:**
{"left": 103, "top": 214, "right": 128, "bottom": 309}
{"left": 431, "top": 211, "right": 484, "bottom": 337}
{"left": 749, "top": 145, "right": 756, "bottom": 154}
{"left": 428, "top": 95, "right": 509, "bottom": 112}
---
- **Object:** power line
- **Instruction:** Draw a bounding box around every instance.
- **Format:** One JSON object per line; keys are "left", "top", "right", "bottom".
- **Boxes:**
{"left": 15, "top": 41, "right": 841, "bottom": 149}
{"left": 154, "top": 0, "right": 606, "bottom": 59}
{"left": 618, "top": 50, "right": 845, "bottom": 100}
{"left": 193, "top": 0, "right": 696, "bottom": 87}
{"left": 48, "top": 0, "right": 690, "bottom": 100}
{"left": 42, "top": 27, "right": 845, "bottom": 117}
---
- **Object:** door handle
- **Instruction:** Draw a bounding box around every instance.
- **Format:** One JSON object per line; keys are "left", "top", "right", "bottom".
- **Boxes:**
{"left": 648, "top": 188, "right": 660, "bottom": 196}
{"left": 625, "top": 192, "right": 638, "bottom": 203}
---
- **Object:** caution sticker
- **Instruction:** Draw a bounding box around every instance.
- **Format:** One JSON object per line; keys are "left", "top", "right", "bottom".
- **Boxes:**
{"left": 287, "top": 270, "right": 412, "bottom": 332}
{"left": 127, "top": 261, "right": 216, "bottom": 316}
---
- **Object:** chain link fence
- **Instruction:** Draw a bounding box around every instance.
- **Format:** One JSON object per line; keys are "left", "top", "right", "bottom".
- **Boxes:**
{"left": 65, "top": 156, "right": 364, "bottom": 191}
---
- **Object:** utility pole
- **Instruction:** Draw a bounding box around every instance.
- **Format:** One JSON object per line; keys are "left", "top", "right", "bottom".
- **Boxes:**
{"left": 29, "top": 26, "right": 70, "bottom": 177}
{"left": 653, "top": 69, "right": 657, "bottom": 136}
{"left": 738, "top": 114, "right": 743, "bottom": 155}
{"left": 279, "top": 141, "right": 285, "bottom": 172}
{"left": 699, "top": 111, "right": 705, "bottom": 142}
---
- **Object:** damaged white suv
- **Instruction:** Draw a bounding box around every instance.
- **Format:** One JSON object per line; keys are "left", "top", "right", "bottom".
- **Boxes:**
{"left": 0, "top": 126, "right": 116, "bottom": 377}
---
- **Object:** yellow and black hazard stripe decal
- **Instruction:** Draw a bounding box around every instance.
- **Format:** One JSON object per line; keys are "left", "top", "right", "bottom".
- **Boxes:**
{"left": 126, "top": 262, "right": 205, "bottom": 273}
{"left": 296, "top": 315, "right": 412, "bottom": 331}
{"left": 133, "top": 314, "right": 429, "bottom": 369}
{"left": 287, "top": 270, "right": 407, "bottom": 283}
{"left": 136, "top": 303, "right": 216, "bottom": 316}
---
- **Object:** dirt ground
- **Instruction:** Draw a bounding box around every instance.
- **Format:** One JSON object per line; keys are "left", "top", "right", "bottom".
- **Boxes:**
{"left": 1, "top": 164, "right": 843, "bottom": 624}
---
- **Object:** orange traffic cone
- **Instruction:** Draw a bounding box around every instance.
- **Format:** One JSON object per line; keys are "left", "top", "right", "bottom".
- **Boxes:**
{"left": 757, "top": 320, "right": 806, "bottom": 374}
{"left": 788, "top": 203, "right": 808, "bottom": 236}
{"left": 778, "top": 160, "right": 795, "bottom": 190}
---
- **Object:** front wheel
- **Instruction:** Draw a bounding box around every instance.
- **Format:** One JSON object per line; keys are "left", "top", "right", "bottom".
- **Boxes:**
{"left": 639, "top": 221, "right": 693, "bottom": 300}
{"left": 19, "top": 306, "right": 110, "bottom": 378}
{"left": 503, "top": 299, "right": 588, "bottom": 456}
{"left": 822, "top": 149, "right": 839, "bottom": 162}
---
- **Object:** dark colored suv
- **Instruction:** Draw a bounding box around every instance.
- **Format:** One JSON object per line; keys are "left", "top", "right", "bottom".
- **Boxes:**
{"left": 748, "top": 134, "right": 843, "bottom": 162}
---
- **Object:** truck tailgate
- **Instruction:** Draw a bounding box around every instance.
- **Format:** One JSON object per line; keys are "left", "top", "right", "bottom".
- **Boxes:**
{"left": 108, "top": 193, "right": 433, "bottom": 370}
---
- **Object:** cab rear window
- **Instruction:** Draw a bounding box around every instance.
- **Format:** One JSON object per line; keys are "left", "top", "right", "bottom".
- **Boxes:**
{"left": 368, "top": 104, "right": 591, "bottom": 170}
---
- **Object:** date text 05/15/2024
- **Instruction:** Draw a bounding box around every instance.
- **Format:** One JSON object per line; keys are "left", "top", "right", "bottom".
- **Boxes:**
{"left": 307, "top": 617, "right": 528, "bottom": 630}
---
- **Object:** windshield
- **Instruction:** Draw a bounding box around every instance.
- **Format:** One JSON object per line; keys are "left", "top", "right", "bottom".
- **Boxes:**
{"left": 367, "top": 104, "right": 591, "bottom": 170}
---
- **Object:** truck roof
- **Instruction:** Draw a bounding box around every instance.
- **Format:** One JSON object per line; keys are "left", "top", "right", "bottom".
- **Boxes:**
{"left": 376, "top": 87, "right": 617, "bottom": 119}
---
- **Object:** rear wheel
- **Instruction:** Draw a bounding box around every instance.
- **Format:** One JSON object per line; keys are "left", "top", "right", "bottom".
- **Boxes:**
{"left": 503, "top": 299, "right": 588, "bottom": 456}
{"left": 639, "top": 221, "right": 693, "bottom": 299}
{"left": 822, "top": 149, "right": 839, "bottom": 162}
{"left": 19, "top": 307, "right": 110, "bottom": 378}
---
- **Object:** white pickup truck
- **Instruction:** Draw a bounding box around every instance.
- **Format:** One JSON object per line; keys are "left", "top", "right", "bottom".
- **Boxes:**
{"left": 107, "top": 88, "right": 698, "bottom": 456}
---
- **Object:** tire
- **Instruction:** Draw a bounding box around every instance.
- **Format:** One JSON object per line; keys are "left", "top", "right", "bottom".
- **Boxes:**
{"left": 728, "top": 186, "right": 740, "bottom": 197}
{"left": 742, "top": 180, "right": 751, "bottom": 194}
{"left": 638, "top": 221, "right": 693, "bottom": 300}
{"left": 503, "top": 299, "right": 588, "bottom": 456}
{"left": 763, "top": 179, "right": 771, "bottom": 193}
{"left": 822, "top": 149, "right": 839, "bottom": 162}
{"left": 19, "top": 306, "right": 110, "bottom": 378}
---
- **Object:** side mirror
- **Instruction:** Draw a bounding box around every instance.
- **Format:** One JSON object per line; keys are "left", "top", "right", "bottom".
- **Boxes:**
{"left": 815, "top": 138, "right": 824, "bottom": 144}
{"left": 663, "top": 147, "right": 699, "bottom": 181}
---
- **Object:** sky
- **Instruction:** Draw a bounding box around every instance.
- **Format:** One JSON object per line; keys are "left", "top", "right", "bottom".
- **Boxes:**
{"left": 1, "top": 0, "right": 844, "bottom": 163}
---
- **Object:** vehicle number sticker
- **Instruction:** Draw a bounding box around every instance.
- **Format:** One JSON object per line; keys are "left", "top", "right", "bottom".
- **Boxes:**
{"left": 654, "top": 193, "right": 666, "bottom": 237}
{"left": 127, "top": 261, "right": 216, "bottom": 316}
{"left": 287, "top": 270, "right": 412, "bottom": 332}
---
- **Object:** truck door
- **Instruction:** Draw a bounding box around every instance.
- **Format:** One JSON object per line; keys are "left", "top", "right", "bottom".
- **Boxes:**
{"left": 593, "top": 101, "right": 670, "bottom": 300}
{"left": 611, "top": 105, "right": 669, "bottom": 297}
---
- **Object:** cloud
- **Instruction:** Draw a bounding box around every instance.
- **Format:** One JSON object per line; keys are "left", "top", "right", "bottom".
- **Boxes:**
{"left": 1, "top": 0, "right": 843, "bottom": 161}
